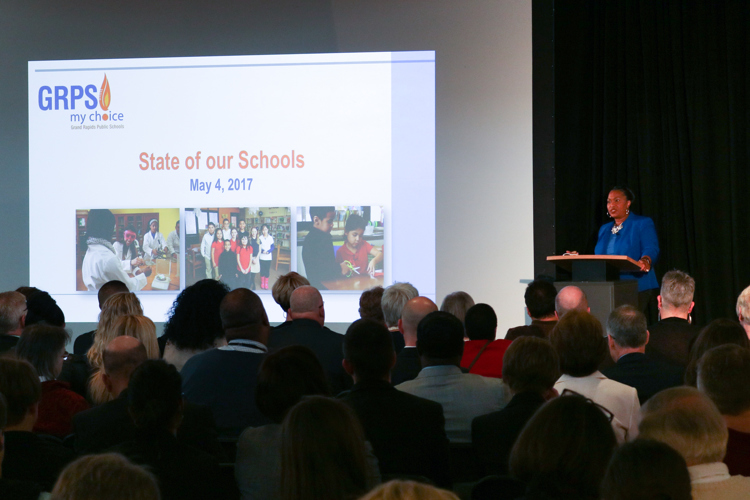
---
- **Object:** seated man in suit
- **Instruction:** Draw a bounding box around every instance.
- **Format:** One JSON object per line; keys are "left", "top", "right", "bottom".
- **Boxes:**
{"left": 602, "top": 305, "right": 683, "bottom": 404}
{"left": 391, "top": 296, "right": 437, "bottom": 386}
{"left": 472, "top": 336, "right": 560, "bottom": 476}
{"left": 339, "top": 318, "right": 451, "bottom": 488}
{"left": 268, "top": 285, "right": 350, "bottom": 394}
{"left": 181, "top": 288, "right": 272, "bottom": 437}
{"left": 396, "top": 311, "right": 509, "bottom": 443}
{"left": 460, "top": 303, "right": 512, "bottom": 378}
{"left": 382, "top": 282, "right": 419, "bottom": 353}
{"left": 0, "top": 392, "right": 44, "bottom": 500}
{"left": 506, "top": 279, "right": 558, "bottom": 340}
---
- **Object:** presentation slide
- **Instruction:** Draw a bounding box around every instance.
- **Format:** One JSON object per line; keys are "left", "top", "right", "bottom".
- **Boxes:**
{"left": 29, "top": 51, "right": 435, "bottom": 323}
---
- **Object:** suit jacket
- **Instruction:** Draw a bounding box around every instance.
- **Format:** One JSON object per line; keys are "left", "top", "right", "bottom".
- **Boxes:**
{"left": 73, "top": 389, "right": 222, "bottom": 458}
{"left": 73, "top": 329, "right": 95, "bottom": 356}
{"left": 601, "top": 352, "right": 683, "bottom": 403}
{"left": 268, "top": 319, "right": 350, "bottom": 394}
{"left": 0, "top": 334, "right": 19, "bottom": 355}
{"left": 472, "top": 391, "right": 546, "bottom": 476}
{"left": 339, "top": 379, "right": 451, "bottom": 488}
{"left": 396, "top": 365, "right": 509, "bottom": 443}
{"left": 725, "top": 427, "right": 750, "bottom": 477}
{"left": 646, "top": 317, "right": 700, "bottom": 369}
{"left": 391, "top": 347, "right": 421, "bottom": 386}
{"left": 506, "top": 319, "right": 557, "bottom": 341}
{"left": 3, "top": 431, "right": 75, "bottom": 492}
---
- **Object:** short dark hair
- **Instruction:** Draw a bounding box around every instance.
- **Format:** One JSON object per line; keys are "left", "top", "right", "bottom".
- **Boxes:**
{"left": 25, "top": 290, "right": 65, "bottom": 327}
{"left": 208, "top": 222, "right": 215, "bottom": 228}
{"left": 464, "top": 303, "right": 497, "bottom": 341}
{"left": 607, "top": 305, "right": 648, "bottom": 348}
{"left": 309, "top": 206, "right": 336, "bottom": 221}
{"left": 698, "top": 344, "right": 750, "bottom": 416}
{"left": 343, "top": 319, "right": 394, "bottom": 381}
{"left": 524, "top": 280, "right": 558, "bottom": 319}
{"left": 0, "top": 358, "right": 41, "bottom": 426}
{"left": 86, "top": 209, "right": 116, "bottom": 239}
{"left": 98, "top": 281, "right": 128, "bottom": 308}
{"left": 162, "top": 279, "right": 230, "bottom": 350}
{"left": 220, "top": 288, "right": 269, "bottom": 330}
{"left": 684, "top": 318, "right": 750, "bottom": 386}
{"left": 358, "top": 286, "right": 385, "bottom": 324}
{"left": 256, "top": 346, "right": 330, "bottom": 423}
{"left": 416, "top": 311, "right": 464, "bottom": 360}
{"left": 127, "top": 360, "right": 182, "bottom": 430}
{"left": 344, "top": 214, "right": 367, "bottom": 233}
{"left": 502, "top": 337, "right": 560, "bottom": 394}
{"left": 15, "top": 324, "right": 69, "bottom": 380}
{"left": 550, "top": 310, "right": 607, "bottom": 377}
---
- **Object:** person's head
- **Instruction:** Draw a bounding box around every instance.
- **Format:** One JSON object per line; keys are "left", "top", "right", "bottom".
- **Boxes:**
{"left": 509, "top": 394, "right": 617, "bottom": 499}
{"left": 684, "top": 318, "right": 749, "bottom": 386}
{"left": 607, "top": 305, "right": 648, "bottom": 349}
{"left": 127, "top": 360, "right": 183, "bottom": 432}
{"left": 15, "top": 324, "right": 69, "bottom": 380}
{"left": 606, "top": 186, "right": 634, "bottom": 220}
{"left": 25, "top": 289, "right": 65, "bottom": 327}
{"left": 697, "top": 344, "right": 750, "bottom": 416}
{"left": 399, "top": 297, "right": 438, "bottom": 347}
{"left": 550, "top": 310, "right": 607, "bottom": 377}
{"left": 659, "top": 270, "right": 695, "bottom": 318}
{"left": 310, "top": 206, "right": 336, "bottom": 233}
{"left": 102, "top": 336, "right": 148, "bottom": 398}
{"left": 97, "top": 281, "right": 128, "bottom": 310}
{"left": 736, "top": 284, "right": 750, "bottom": 332}
{"left": 222, "top": 218, "right": 229, "bottom": 228}
{"left": 358, "top": 286, "right": 385, "bottom": 325}
{"left": 162, "top": 279, "right": 231, "bottom": 351}
{"left": 358, "top": 480, "right": 460, "bottom": 500}
{"left": 502, "top": 336, "right": 560, "bottom": 396}
{"left": 214, "top": 228, "right": 223, "bottom": 242}
{"left": 381, "top": 282, "right": 419, "bottom": 328}
{"left": 86, "top": 209, "right": 115, "bottom": 239}
{"left": 416, "top": 311, "right": 464, "bottom": 366}
{"left": 344, "top": 214, "right": 367, "bottom": 250}
{"left": 110, "top": 315, "right": 159, "bottom": 360}
{"left": 207, "top": 222, "right": 215, "bottom": 235}
{"left": 231, "top": 228, "right": 237, "bottom": 240}
{"left": 281, "top": 396, "right": 369, "bottom": 500}
{"left": 639, "top": 386, "right": 727, "bottom": 466}
{"left": 554, "top": 285, "right": 589, "bottom": 318}
{"left": 524, "top": 280, "right": 558, "bottom": 320}
{"left": 122, "top": 226, "right": 137, "bottom": 246}
{"left": 240, "top": 235, "right": 248, "bottom": 248}
{"left": 251, "top": 226, "right": 258, "bottom": 239}
{"left": 343, "top": 319, "right": 395, "bottom": 382}
{"left": 239, "top": 220, "right": 246, "bottom": 231}
{"left": 50, "top": 453, "right": 160, "bottom": 500}
{"left": 272, "top": 272, "right": 310, "bottom": 314}
{"left": 0, "top": 357, "right": 41, "bottom": 429}
{"left": 464, "top": 303, "right": 497, "bottom": 341}
{"left": 0, "top": 290, "right": 26, "bottom": 335}
{"left": 261, "top": 224, "right": 269, "bottom": 236}
{"left": 220, "top": 288, "right": 269, "bottom": 343}
{"left": 223, "top": 239, "right": 232, "bottom": 252}
{"left": 288, "top": 286, "right": 325, "bottom": 326}
{"left": 600, "top": 439, "right": 692, "bottom": 500}
{"left": 148, "top": 219, "right": 158, "bottom": 233}
{"left": 175, "top": 220, "right": 180, "bottom": 235}
{"left": 440, "top": 291, "right": 475, "bottom": 325}
{"left": 89, "top": 292, "right": 143, "bottom": 366}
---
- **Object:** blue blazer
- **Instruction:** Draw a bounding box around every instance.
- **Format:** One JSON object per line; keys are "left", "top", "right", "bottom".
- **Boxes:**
{"left": 595, "top": 213, "right": 659, "bottom": 291}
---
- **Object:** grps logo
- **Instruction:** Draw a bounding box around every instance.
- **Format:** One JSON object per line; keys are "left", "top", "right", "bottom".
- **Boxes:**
{"left": 38, "top": 74, "right": 125, "bottom": 127}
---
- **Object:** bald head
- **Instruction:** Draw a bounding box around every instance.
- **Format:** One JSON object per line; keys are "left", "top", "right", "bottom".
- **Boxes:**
{"left": 102, "top": 336, "right": 148, "bottom": 397}
{"left": 399, "top": 296, "right": 438, "bottom": 346}
{"left": 555, "top": 286, "right": 589, "bottom": 318}
{"left": 220, "top": 288, "right": 269, "bottom": 342}
{"left": 289, "top": 286, "right": 325, "bottom": 325}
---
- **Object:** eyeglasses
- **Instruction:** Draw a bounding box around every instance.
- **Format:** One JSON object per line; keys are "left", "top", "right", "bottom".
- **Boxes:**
{"left": 561, "top": 388, "right": 615, "bottom": 422}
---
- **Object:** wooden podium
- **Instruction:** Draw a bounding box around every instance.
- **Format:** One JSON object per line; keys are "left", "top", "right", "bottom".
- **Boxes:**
{"left": 547, "top": 255, "right": 641, "bottom": 328}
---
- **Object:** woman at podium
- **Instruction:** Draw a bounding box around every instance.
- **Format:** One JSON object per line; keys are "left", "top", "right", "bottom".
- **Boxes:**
{"left": 595, "top": 187, "right": 659, "bottom": 316}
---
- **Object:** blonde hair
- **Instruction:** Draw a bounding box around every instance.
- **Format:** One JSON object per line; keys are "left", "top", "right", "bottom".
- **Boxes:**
{"left": 51, "top": 453, "right": 159, "bottom": 500}
{"left": 88, "top": 293, "right": 143, "bottom": 368}
{"left": 359, "top": 481, "right": 459, "bottom": 500}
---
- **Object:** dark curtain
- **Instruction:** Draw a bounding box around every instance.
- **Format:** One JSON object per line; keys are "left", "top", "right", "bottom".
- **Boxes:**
{"left": 554, "top": 0, "right": 750, "bottom": 324}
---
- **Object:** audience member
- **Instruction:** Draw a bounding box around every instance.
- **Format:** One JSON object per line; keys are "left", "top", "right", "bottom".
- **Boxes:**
{"left": 236, "top": 345, "right": 330, "bottom": 500}
{"left": 161, "top": 279, "right": 230, "bottom": 371}
{"left": 396, "top": 311, "right": 508, "bottom": 443}
{"left": 0, "top": 357, "right": 74, "bottom": 491}
{"left": 268, "top": 286, "right": 350, "bottom": 394}
{"left": 359, "top": 286, "right": 386, "bottom": 325}
{"left": 391, "top": 296, "right": 437, "bottom": 385}
{"left": 737, "top": 284, "right": 750, "bottom": 338}
{"left": 382, "top": 282, "right": 419, "bottom": 353}
{"left": 181, "top": 288, "right": 272, "bottom": 437}
{"left": 50, "top": 453, "right": 159, "bottom": 500}
{"left": 110, "top": 360, "right": 222, "bottom": 500}
{"left": 271, "top": 271, "right": 310, "bottom": 320}
{"left": 684, "top": 318, "right": 749, "bottom": 386}
{"left": 646, "top": 270, "right": 700, "bottom": 368}
{"left": 15, "top": 324, "right": 89, "bottom": 437}
{"left": 358, "top": 480, "right": 459, "bottom": 500}
{"left": 460, "top": 303, "right": 511, "bottom": 378}
{"left": 509, "top": 393, "right": 617, "bottom": 500}
{"left": 551, "top": 310, "right": 640, "bottom": 442}
{"left": 339, "top": 319, "right": 451, "bottom": 488}
{"left": 0, "top": 291, "right": 26, "bottom": 354}
{"left": 18, "top": 287, "right": 65, "bottom": 327}
{"left": 87, "top": 292, "right": 144, "bottom": 370}
{"left": 554, "top": 285, "right": 589, "bottom": 318}
{"left": 0, "top": 392, "right": 44, "bottom": 500}
{"left": 697, "top": 344, "right": 750, "bottom": 476}
{"left": 73, "top": 280, "right": 129, "bottom": 356}
{"left": 440, "top": 291, "right": 474, "bottom": 327}
{"left": 639, "top": 387, "right": 750, "bottom": 500}
{"left": 280, "top": 396, "right": 378, "bottom": 500}
{"left": 472, "top": 336, "right": 560, "bottom": 476}
{"left": 600, "top": 439, "right": 692, "bottom": 500}
{"left": 506, "top": 279, "right": 558, "bottom": 340}
{"left": 602, "top": 305, "right": 683, "bottom": 403}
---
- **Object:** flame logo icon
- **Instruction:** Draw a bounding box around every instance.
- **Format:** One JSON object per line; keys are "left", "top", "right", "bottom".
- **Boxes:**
{"left": 99, "top": 74, "right": 111, "bottom": 111}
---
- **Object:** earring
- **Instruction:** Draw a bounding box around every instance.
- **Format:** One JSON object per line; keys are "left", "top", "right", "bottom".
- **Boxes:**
{"left": 607, "top": 211, "right": 612, "bottom": 218}
{"left": 688, "top": 313, "right": 692, "bottom": 324}
{"left": 626, "top": 208, "right": 630, "bottom": 215}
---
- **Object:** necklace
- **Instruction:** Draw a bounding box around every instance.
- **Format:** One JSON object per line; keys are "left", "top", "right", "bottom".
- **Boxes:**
{"left": 611, "top": 222, "right": 624, "bottom": 235}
